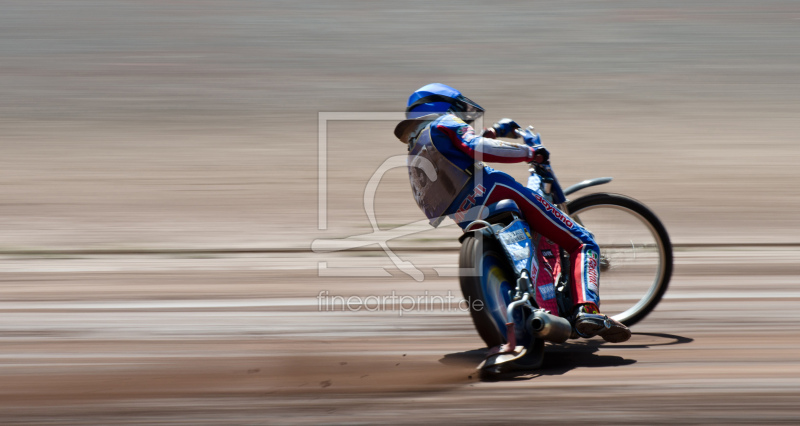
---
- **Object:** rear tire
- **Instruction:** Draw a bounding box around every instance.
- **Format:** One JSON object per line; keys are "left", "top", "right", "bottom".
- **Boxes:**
{"left": 459, "top": 234, "right": 517, "bottom": 347}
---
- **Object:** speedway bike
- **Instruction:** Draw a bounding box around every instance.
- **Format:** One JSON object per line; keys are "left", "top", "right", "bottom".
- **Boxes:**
{"left": 458, "top": 127, "right": 673, "bottom": 372}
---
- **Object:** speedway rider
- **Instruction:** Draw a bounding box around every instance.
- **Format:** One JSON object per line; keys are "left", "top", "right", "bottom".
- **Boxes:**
{"left": 394, "top": 83, "right": 631, "bottom": 343}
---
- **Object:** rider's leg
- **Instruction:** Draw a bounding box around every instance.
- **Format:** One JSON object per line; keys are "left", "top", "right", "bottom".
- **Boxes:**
{"left": 473, "top": 167, "right": 630, "bottom": 343}
{"left": 476, "top": 169, "right": 598, "bottom": 305}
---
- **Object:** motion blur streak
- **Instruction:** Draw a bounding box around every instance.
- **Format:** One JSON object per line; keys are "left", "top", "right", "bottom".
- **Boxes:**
{"left": 1, "top": 1, "right": 799, "bottom": 424}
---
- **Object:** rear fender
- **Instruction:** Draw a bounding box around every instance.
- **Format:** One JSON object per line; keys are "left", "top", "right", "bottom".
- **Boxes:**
{"left": 458, "top": 222, "right": 503, "bottom": 244}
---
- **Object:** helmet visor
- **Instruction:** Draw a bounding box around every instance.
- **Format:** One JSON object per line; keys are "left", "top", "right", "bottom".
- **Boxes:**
{"left": 406, "top": 93, "right": 485, "bottom": 122}
{"left": 454, "top": 94, "right": 484, "bottom": 122}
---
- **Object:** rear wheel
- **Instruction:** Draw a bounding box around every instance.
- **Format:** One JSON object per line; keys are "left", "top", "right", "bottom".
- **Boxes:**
{"left": 459, "top": 235, "right": 517, "bottom": 347}
{"left": 566, "top": 193, "right": 672, "bottom": 327}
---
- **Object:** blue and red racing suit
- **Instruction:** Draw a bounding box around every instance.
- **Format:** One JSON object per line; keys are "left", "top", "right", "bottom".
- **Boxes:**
{"left": 410, "top": 113, "right": 600, "bottom": 309}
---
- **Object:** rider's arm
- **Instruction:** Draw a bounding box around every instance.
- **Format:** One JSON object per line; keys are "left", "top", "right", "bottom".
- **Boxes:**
{"left": 435, "top": 116, "right": 535, "bottom": 163}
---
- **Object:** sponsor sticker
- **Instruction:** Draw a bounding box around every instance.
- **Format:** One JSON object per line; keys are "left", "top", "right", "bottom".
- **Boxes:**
{"left": 586, "top": 249, "right": 599, "bottom": 292}
{"left": 533, "top": 193, "right": 574, "bottom": 228}
{"left": 506, "top": 245, "right": 530, "bottom": 261}
{"left": 453, "top": 184, "right": 486, "bottom": 223}
{"left": 499, "top": 229, "right": 527, "bottom": 245}
{"left": 538, "top": 283, "right": 556, "bottom": 301}
{"left": 497, "top": 221, "right": 533, "bottom": 271}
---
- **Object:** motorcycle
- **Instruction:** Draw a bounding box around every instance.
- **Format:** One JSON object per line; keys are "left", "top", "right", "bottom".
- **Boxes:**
{"left": 458, "top": 126, "right": 673, "bottom": 373}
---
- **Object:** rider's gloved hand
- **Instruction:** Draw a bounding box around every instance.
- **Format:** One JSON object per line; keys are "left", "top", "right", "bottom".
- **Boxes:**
{"left": 492, "top": 118, "right": 521, "bottom": 138}
{"left": 481, "top": 127, "right": 498, "bottom": 138}
{"left": 528, "top": 146, "right": 550, "bottom": 164}
{"left": 515, "top": 126, "right": 548, "bottom": 163}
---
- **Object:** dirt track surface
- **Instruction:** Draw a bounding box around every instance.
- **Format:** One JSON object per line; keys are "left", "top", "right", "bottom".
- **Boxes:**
{"left": 1, "top": 248, "right": 800, "bottom": 424}
{"left": 2, "top": 0, "right": 800, "bottom": 424}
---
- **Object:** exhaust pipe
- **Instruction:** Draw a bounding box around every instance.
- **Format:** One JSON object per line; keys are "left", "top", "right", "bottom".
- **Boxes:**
{"left": 528, "top": 311, "right": 573, "bottom": 343}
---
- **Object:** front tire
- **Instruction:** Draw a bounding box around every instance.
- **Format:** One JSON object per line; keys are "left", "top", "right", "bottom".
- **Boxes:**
{"left": 566, "top": 193, "right": 673, "bottom": 327}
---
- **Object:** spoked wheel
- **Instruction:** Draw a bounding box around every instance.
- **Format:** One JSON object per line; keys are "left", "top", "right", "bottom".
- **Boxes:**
{"left": 566, "top": 193, "right": 673, "bottom": 327}
{"left": 459, "top": 235, "right": 519, "bottom": 347}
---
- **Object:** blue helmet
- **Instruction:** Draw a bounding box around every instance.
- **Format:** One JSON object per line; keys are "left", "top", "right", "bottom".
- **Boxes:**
{"left": 405, "top": 83, "right": 484, "bottom": 122}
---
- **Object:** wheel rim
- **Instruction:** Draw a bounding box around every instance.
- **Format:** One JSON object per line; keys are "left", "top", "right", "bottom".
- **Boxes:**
{"left": 570, "top": 204, "right": 667, "bottom": 324}
{"left": 480, "top": 252, "right": 515, "bottom": 341}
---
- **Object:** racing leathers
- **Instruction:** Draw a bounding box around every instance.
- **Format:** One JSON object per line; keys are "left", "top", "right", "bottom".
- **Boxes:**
{"left": 403, "top": 113, "right": 601, "bottom": 311}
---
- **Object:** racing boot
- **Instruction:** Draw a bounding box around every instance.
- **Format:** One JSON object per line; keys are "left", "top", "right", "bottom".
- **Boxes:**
{"left": 573, "top": 304, "right": 631, "bottom": 343}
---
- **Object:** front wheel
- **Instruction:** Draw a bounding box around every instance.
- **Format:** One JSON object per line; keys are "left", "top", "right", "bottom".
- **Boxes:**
{"left": 566, "top": 193, "right": 673, "bottom": 327}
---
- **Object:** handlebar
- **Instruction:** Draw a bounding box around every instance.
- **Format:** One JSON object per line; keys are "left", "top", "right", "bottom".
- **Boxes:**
{"left": 517, "top": 125, "right": 566, "bottom": 205}
{"left": 487, "top": 121, "right": 566, "bottom": 203}
{"left": 515, "top": 126, "right": 541, "bottom": 146}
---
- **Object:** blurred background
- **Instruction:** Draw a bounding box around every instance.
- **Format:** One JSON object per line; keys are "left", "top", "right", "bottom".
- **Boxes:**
{"left": 1, "top": 1, "right": 800, "bottom": 423}
{"left": 2, "top": 0, "right": 799, "bottom": 252}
